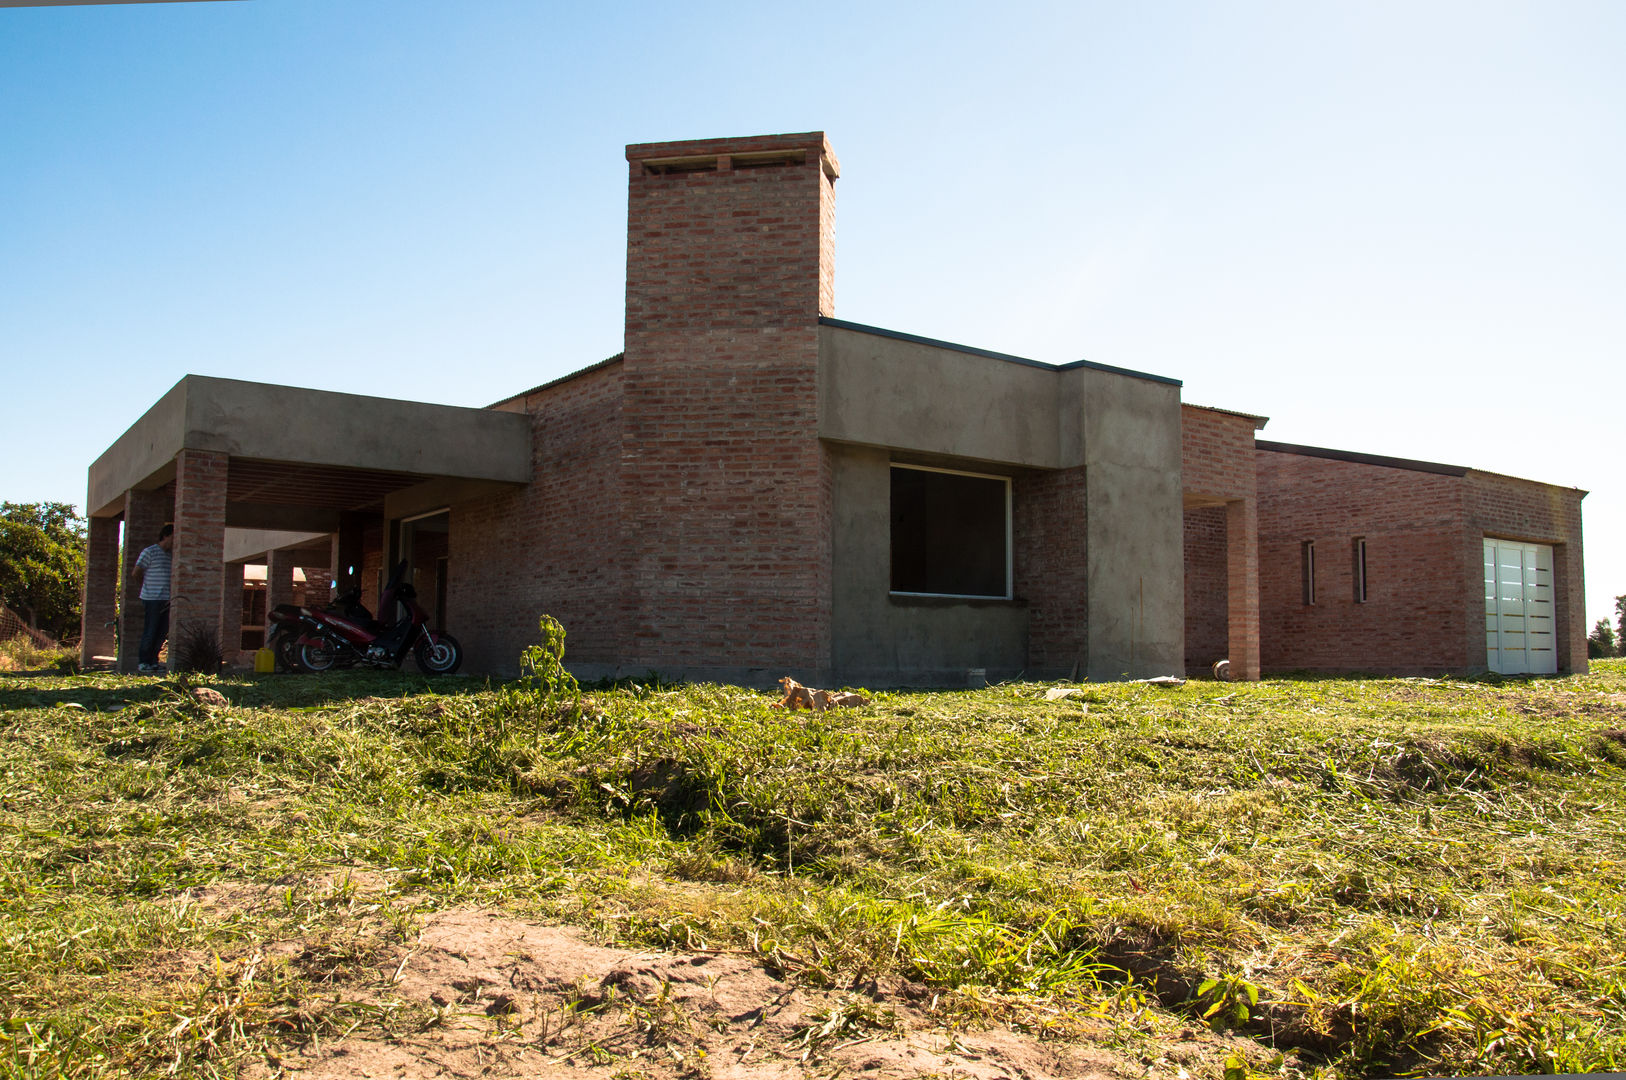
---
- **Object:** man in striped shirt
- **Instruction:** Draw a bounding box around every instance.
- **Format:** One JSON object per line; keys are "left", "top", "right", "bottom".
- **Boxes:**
{"left": 130, "top": 524, "right": 174, "bottom": 673}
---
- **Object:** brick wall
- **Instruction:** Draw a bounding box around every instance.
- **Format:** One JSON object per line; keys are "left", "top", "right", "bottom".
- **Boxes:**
{"left": 1257, "top": 448, "right": 1473, "bottom": 674}
{"left": 451, "top": 361, "right": 627, "bottom": 675}
{"left": 1014, "top": 466, "right": 1088, "bottom": 674}
{"left": 619, "top": 133, "right": 838, "bottom": 677}
{"left": 1465, "top": 470, "right": 1588, "bottom": 674}
{"left": 1181, "top": 405, "right": 1262, "bottom": 678}
{"left": 1182, "top": 406, "right": 1259, "bottom": 500}
{"left": 80, "top": 515, "right": 120, "bottom": 665}
{"left": 1183, "top": 506, "right": 1227, "bottom": 668}
{"left": 170, "top": 449, "right": 231, "bottom": 667}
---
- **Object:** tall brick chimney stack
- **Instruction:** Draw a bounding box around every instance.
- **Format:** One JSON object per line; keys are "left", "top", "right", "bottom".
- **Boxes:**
{"left": 619, "top": 132, "right": 840, "bottom": 680}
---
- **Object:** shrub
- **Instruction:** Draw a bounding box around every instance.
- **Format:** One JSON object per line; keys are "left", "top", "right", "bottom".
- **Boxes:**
{"left": 169, "top": 620, "right": 224, "bottom": 673}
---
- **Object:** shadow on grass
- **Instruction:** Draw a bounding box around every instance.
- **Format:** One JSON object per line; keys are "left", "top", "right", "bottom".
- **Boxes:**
{"left": 0, "top": 669, "right": 492, "bottom": 713}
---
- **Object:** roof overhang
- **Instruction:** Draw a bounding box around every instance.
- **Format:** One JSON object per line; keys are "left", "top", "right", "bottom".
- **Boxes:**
{"left": 88, "top": 375, "right": 532, "bottom": 519}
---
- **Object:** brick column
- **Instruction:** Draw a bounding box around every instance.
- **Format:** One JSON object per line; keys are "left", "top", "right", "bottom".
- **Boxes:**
{"left": 1226, "top": 498, "right": 1261, "bottom": 681}
{"left": 80, "top": 515, "right": 120, "bottom": 667}
{"left": 266, "top": 549, "right": 296, "bottom": 632}
{"left": 300, "top": 566, "right": 331, "bottom": 609}
{"left": 168, "top": 449, "right": 230, "bottom": 672}
{"left": 333, "top": 512, "right": 368, "bottom": 594}
{"left": 222, "top": 562, "right": 245, "bottom": 665}
{"left": 119, "top": 487, "right": 172, "bottom": 674}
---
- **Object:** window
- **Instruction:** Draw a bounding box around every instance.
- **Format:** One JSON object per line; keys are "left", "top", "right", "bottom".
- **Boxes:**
{"left": 890, "top": 464, "right": 1011, "bottom": 598}
{"left": 1301, "top": 540, "right": 1316, "bottom": 605}
{"left": 1352, "top": 537, "right": 1368, "bottom": 603}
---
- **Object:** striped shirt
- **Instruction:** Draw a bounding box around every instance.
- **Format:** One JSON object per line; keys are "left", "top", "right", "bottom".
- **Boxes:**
{"left": 136, "top": 544, "right": 172, "bottom": 601}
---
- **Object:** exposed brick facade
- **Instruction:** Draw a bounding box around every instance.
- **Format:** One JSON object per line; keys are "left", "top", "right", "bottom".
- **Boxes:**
{"left": 452, "top": 360, "right": 627, "bottom": 673}
{"left": 1255, "top": 446, "right": 1587, "bottom": 675}
{"left": 1014, "top": 467, "right": 1088, "bottom": 674}
{"left": 80, "top": 514, "right": 120, "bottom": 666}
{"left": 1181, "top": 405, "right": 1264, "bottom": 678}
{"left": 1465, "top": 470, "right": 1588, "bottom": 674}
{"left": 83, "top": 131, "right": 1591, "bottom": 685}
{"left": 170, "top": 449, "right": 230, "bottom": 669}
{"left": 1183, "top": 505, "right": 1227, "bottom": 668}
{"left": 619, "top": 133, "right": 838, "bottom": 677}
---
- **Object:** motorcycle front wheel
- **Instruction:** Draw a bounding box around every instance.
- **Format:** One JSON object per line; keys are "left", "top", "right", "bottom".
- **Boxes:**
{"left": 295, "top": 638, "right": 341, "bottom": 673}
{"left": 414, "top": 632, "right": 462, "bottom": 675}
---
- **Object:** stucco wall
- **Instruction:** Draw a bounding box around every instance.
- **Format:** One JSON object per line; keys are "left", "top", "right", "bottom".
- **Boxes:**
{"left": 818, "top": 323, "right": 1185, "bottom": 680}
{"left": 829, "top": 443, "right": 1028, "bottom": 685}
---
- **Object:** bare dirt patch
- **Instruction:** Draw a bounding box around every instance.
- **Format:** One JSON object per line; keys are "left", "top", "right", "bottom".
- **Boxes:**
{"left": 242, "top": 907, "right": 1157, "bottom": 1080}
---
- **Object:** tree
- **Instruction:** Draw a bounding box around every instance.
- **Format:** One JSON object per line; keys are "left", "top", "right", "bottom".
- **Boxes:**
{"left": 0, "top": 502, "right": 86, "bottom": 642}
{"left": 1617, "top": 594, "right": 1626, "bottom": 661}
{"left": 1589, "top": 618, "right": 1618, "bottom": 659}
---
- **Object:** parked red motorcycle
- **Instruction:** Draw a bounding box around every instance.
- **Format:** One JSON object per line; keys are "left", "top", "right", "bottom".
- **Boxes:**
{"left": 268, "top": 560, "right": 462, "bottom": 675}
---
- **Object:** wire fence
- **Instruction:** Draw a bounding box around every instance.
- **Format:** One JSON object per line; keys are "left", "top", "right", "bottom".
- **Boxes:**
{"left": 0, "top": 603, "right": 59, "bottom": 649}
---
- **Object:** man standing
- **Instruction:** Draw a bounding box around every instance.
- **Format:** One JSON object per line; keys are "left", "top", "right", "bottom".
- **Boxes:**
{"left": 130, "top": 524, "right": 174, "bottom": 674}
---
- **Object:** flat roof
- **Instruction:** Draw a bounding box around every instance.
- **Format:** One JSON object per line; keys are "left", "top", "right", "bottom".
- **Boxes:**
{"left": 818, "top": 317, "right": 1183, "bottom": 388}
{"left": 1255, "top": 439, "right": 1468, "bottom": 477}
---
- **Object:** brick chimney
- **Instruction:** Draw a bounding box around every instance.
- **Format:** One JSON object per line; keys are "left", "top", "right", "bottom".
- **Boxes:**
{"left": 619, "top": 132, "right": 840, "bottom": 679}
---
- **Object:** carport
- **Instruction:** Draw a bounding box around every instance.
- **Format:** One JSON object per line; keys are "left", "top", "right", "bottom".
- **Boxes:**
{"left": 81, "top": 376, "right": 530, "bottom": 672}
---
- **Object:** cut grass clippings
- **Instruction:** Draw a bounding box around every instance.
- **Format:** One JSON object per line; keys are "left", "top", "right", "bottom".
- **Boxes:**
{"left": 2, "top": 661, "right": 1624, "bottom": 1077}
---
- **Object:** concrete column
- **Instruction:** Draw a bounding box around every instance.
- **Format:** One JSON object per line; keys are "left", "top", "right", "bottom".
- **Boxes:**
{"left": 1226, "top": 498, "right": 1261, "bottom": 681}
{"left": 221, "top": 562, "right": 245, "bottom": 665}
{"left": 168, "top": 449, "right": 230, "bottom": 672}
{"left": 80, "top": 515, "right": 121, "bottom": 667}
{"left": 266, "top": 549, "right": 296, "bottom": 634}
{"left": 118, "top": 487, "right": 172, "bottom": 674}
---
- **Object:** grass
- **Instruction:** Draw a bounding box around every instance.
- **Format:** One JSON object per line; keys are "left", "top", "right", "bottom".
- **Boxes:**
{"left": 2, "top": 658, "right": 1624, "bottom": 1077}
{"left": 0, "top": 636, "right": 74, "bottom": 674}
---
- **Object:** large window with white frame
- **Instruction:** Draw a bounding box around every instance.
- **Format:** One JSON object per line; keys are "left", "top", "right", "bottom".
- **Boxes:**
{"left": 890, "top": 463, "right": 1012, "bottom": 599}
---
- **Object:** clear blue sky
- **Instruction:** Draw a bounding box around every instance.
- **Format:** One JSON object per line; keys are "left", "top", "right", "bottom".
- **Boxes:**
{"left": 3, "top": 0, "right": 1622, "bottom": 629}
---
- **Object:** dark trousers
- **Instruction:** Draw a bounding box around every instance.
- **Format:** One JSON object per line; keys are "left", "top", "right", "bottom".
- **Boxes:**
{"left": 139, "top": 599, "right": 170, "bottom": 667}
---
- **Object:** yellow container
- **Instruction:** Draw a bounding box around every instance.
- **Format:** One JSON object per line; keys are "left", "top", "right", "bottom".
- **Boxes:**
{"left": 253, "top": 647, "right": 276, "bottom": 674}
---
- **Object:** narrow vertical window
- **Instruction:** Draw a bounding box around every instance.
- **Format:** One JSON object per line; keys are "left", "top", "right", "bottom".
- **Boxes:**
{"left": 1301, "top": 540, "right": 1316, "bottom": 605}
{"left": 1353, "top": 537, "right": 1368, "bottom": 603}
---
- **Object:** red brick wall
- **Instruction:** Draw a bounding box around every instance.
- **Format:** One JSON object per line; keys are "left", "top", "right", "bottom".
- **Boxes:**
{"left": 1182, "top": 406, "right": 1258, "bottom": 500}
{"left": 1183, "top": 506, "right": 1228, "bottom": 668}
{"left": 169, "top": 450, "right": 232, "bottom": 666}
{"left": 1181, "top": 406, "right": 1262, "bottom": 677}
{"left": 619, "top": 133, "right": 837, "bottom": 676}
{"left": 1014, "top": 466, "right": 1088, "bottom": 674}
{"left": 1465, "top": 471, "right": 1588, "bottom": 674}
{"left": 450, "top": 361, "right": 626, "bottom": 675}
{"left": 80, "top": 515, "right": 120, "bottom": 664}
{"left": 1256, "top": 449, "right": 1472, "bottom": 674}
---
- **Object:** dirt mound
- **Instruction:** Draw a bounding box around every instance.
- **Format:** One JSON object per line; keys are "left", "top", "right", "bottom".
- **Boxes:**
{"left": 245, "top": 908, "right": 1127, "bottom": 1080}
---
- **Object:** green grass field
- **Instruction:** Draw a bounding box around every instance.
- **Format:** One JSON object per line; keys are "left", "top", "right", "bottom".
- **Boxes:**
{"left": 2, "top": 655, "right": 1623, "bottom": 1078}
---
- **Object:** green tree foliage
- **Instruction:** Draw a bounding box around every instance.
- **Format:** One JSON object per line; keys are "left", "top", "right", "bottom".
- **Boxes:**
{"left": 1617, "top": 595, "right": 1626, "bottom": 661}
{"left": 0, "top": 502, "right": 86, "bottom": 641}
{"left": 1588, "top": 618, "right": 1618, "bottom": 659}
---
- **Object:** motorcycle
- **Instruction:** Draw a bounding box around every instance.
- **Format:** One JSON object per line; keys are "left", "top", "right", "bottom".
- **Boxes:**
{"left": 267, "top": 560, "right": 462, "bottom": 676}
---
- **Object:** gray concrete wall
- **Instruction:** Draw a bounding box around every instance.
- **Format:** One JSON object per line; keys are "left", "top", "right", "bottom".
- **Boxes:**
{"left": 829, "top": 443, "right": 1029, "bottom": 686}
{"left": 819, "top": 325, "right": 1062, "bottom": 468}
{"left": 818, "top": 324, "right": 1185, "bottom": 682}
{"left": 88, "top": 375, "right": 531, "bottom": 516}
{"left": 1074, "top": 368, "right": 1185, "bottom": 679}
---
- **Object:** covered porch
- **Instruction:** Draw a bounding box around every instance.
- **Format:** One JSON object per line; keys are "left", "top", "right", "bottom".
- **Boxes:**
{"left": 82, "top": 375, "right": 530, "bottom": 673}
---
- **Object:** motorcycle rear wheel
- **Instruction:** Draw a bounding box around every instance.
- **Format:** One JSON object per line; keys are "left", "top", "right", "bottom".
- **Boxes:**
{"left": 414, "top": 632, "right": 462, "bottom": 675}
{"left": 296, "top": 638, "right": 341, "bottom": 673}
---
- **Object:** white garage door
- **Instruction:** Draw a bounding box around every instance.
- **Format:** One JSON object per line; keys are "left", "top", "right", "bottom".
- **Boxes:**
{"left": 1483, "top": 538, "right": 1557, "bottom": 675}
